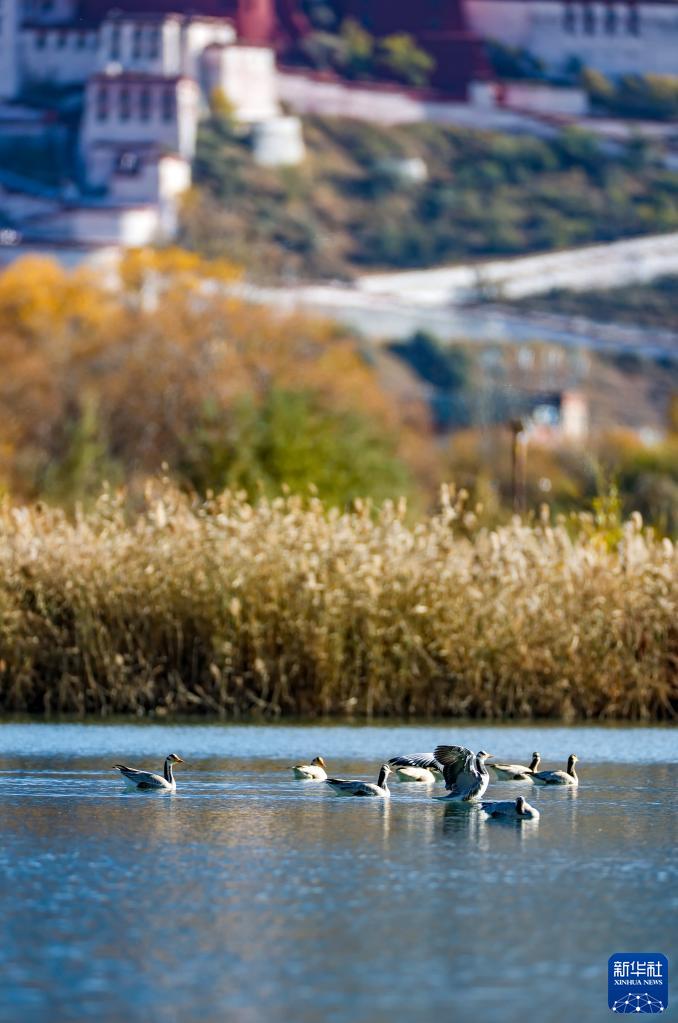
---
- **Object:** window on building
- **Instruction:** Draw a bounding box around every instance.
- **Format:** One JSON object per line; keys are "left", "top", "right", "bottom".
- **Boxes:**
{"left": 148, "top": 27, "right": 160, "bottom": 58}
{"left": 96, "top": 85, "right": 108, "bottom": 121}
{"left": 161, "top": 87, "right": 175, "bottom": 121}
{"left": 110, "top": 25, "right": 120, "bottom": 59}
{"left": 132, "top": 26, "right": 142, "bottom": 58}
{"left": 139, "top": 87, "right": 151, "bottom": 120}
{"left": 35, "top": 31, "right": 47, "bottom": 48}
{"left": 583, "top": 4, "right": 596, "bottom": 33}
{"left": 76, "top": 31, "right": 85, "bottom": 48}
{"left": 117, "top": 151, "right": 140, "bottom": 175}
{"left": 119, "top": 86, "right": 131, "bottom": 120}
{"left": 627, "top": 4, "right": 640, "bottom": 34}
{"left": 57, "top": 30, "right": 67, "bottom": 47}
{"left": 604, "top": 4, "right": 617, "bottom": 33}
{"left": 563, "top": 3, "right": 576, "bottom": 32}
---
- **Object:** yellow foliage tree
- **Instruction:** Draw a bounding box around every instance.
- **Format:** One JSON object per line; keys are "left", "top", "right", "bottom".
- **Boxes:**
{"left": 0, "top": 249, "right": 432, "bottom": 500}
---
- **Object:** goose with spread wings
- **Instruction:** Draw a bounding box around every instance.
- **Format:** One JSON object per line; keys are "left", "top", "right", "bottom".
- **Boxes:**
{"left": 433, "top": 745, "right": 493, "bottom": 802}
{"left": 113, "top": 753, "right": 184, "bottom": 792}
{"left": 388, "top": 753, "right": 443, "bottom": 784}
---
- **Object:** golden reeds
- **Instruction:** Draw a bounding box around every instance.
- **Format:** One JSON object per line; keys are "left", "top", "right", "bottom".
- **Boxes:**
{"left": 0, "top": 485, "right": 675, "bottom": 719}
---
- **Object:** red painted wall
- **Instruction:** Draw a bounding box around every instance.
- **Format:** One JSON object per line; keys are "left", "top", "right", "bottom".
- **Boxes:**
{"left": 75, "top": 0, "right": 488, "bottom": 94}
{"left": 236, "top": 0, "right": 276, "bottom": 42}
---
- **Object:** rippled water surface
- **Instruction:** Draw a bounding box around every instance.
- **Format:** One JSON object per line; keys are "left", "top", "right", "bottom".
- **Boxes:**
{"left": 0, "top": 722, "right": 676, "bottom": 1023}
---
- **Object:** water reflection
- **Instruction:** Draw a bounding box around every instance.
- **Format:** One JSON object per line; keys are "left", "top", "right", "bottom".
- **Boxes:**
{"left": 0, "top": 724, "right": 675, "bottom": 1023}
{"left": 440, "top": 801, "right": 484, "bottom": 839}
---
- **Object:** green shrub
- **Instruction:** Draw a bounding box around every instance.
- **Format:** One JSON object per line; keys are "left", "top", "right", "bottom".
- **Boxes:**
{"left": 376, "top": 33, "right": 435, "bottom": 88}
{"left": 340, "top": 18, "right": 374, "bottom": 78}
{"left": 180, "top": 388, "right": 412, "bottom": 507}
{"left": 486, "top": 40, "right": 546, "bottom": 80}
{"left": 582, "top": 68, "right": 678, "bottom": 121}
{"left": 390, "top": 332, "right": 472, "bottom": 391}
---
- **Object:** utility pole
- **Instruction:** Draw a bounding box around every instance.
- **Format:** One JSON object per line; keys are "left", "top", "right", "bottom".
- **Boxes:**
{"left": 510, "top": 418, "right": 527, "bottom": 515}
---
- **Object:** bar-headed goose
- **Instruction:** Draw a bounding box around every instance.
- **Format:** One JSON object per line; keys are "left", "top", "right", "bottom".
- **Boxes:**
{"left": 481, "top": 795, "right": 540, "bottom": 820}
{"left": 531, "top": 754, "right": 579, "bottom": 786}
{"left": 291, "top": 756, "right": 327, "bottom": 780}
{"left": 114, "top": 753, "right": 184, "bottom": 792}
{"left": 490, "top": 752, "right": 541, "bottom": 780}
{"left": 433, "top": 745, "right": 493, "bottom": 802}
{"left": 388, "top": 753, "right": 442, "bottom": 784}
{"left": 326, "top": 764, "right": 391, "bottom": 797}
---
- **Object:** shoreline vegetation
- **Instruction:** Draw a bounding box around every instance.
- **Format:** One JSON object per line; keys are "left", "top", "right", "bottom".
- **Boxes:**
{"left": 1, "top": 486, "right": 675, "bottom": 721}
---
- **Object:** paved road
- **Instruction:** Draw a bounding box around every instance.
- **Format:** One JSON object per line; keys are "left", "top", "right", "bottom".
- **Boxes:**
{"left": 245, "top": 283, "right": 678, "bottom": 358}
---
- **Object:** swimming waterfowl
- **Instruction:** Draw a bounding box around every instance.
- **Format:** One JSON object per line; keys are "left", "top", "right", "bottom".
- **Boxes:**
{"left": 291, "top": 756, "right": 327, "bottom": 780}
{"left": 393, "top": 765, "right": 439, "bottom": 784}
{"left": 433, "top": 745, "right": 493, "bottom": 802}
{"left": 490, "top": 752, "right": 541, "bottom": 781}
{"left": 388, "top": 754, "right": 442, "bottom": 784}
{"left": 113, "top": 753, "right": 184, "bottom": 792}
{"left": 326, "top": 764, "right": 391, "bottom": 798}
{"left": 530, "top": 754, "right": 579, "bottom": 786}
{"left": 481, "top": 795, "right": 540, "bottom": 820}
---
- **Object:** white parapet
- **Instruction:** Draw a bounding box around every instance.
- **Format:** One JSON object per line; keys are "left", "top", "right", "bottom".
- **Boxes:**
{"left": 252, "top": 115, "right": 305, "bottom": 167}
{"left": 500, "top": 82, "right": 589, "bottom": 117}
{"left": 468, "top": 80, "right": 498, "bottom": 109}
{"left": 202, "top": 44, "right": 279, "bottom": 123}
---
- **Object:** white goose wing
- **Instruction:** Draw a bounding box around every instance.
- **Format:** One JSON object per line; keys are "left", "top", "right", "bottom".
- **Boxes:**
{"left": 434, "top": 745, "right": 484, "bottom": 798}
{"left": 388, "top": 753, "right": 441, "bottom": 771}
{"left": 114, "top": 765, "right": 169, "bottom": 789}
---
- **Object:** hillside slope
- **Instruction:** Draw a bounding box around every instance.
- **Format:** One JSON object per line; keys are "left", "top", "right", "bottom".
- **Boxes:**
{"left": 180, "top": 114, "right": 678, "bottom": 281}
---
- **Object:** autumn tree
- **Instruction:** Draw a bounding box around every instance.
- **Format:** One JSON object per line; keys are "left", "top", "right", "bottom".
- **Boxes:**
{"left": 0, "top": 249, "right": 433, "bottom": 505}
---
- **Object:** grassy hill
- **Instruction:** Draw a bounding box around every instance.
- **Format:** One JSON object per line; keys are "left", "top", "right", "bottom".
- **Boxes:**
{"left": 180, "top": 113, "right": 678, "bottom": 281}
{"left": 502, "top": 276, "right": 678, "bottom": 333}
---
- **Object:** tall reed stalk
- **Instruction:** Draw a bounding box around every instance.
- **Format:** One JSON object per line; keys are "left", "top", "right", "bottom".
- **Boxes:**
{"left": 0, "top": 485, "right": 675, "bottom": 719}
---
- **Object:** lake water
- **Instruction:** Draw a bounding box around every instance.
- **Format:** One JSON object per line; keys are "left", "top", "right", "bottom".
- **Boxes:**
{"left": 0, "top": 722, "right": 675, "bottom": 1023}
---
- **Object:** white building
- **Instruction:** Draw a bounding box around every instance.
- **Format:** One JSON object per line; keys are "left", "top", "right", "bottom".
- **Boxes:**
{"left": 202, "top": 42, "right": 279, "bottom": 122}
{"left": 0, "top": 0, "right": 20, "bottom": 99}
{"left": 0, "top": 1, "right": 302, "bottom": 253}
{"left": 465, "top": 0, "right": 678, "bottom": 77}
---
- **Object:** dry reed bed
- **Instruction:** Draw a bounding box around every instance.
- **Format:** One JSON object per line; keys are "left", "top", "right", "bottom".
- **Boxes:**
{"left": 0, "top": 487, "right": 675, "bottom": 719}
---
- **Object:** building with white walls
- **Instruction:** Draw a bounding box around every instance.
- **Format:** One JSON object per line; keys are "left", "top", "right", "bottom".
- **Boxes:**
{"left": 465, "top": 0, "right": 678, "bottom": 77}
{"left": 0, "top": 0, "right": 303, "bottom": 252}
{"left": 0, "top": 0, "right": 20, "bottom": 99}
{"left": 202, "top": 42, "right": 279, "bottom": 122}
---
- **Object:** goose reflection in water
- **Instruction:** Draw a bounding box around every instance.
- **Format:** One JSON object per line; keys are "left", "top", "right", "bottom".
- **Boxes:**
{"left": 439, "top": 801, "right": 486, "bottom": 840}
